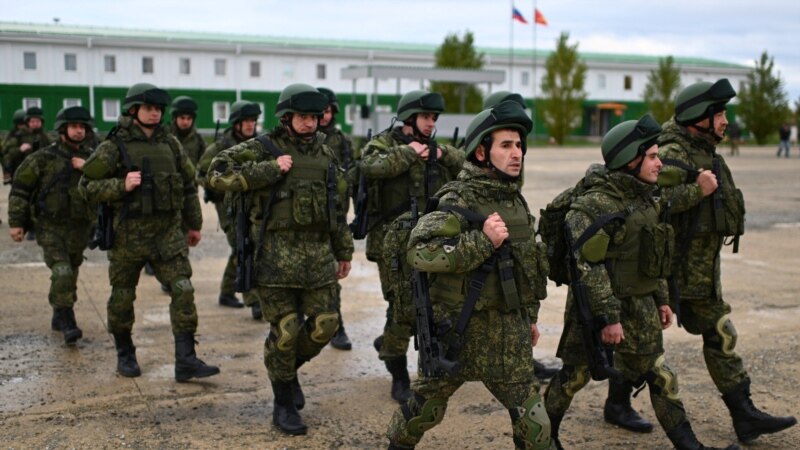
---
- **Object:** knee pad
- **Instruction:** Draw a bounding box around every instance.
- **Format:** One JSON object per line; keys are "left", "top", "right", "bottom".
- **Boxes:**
{"left": 405, "top": 395, "right": 448, "bottom": 438}
{"left": 50, "top": 262, "right": 75, "bottom": 293}
{"left": 557, "top": 365, "right": 590, "bottom": 398}
{"left": 272, "top": 313, "right": 300, "bottom": 351}
{"left": 170, "top": 277, "right": 194, "bottom": 297}
{"left": 646, "top": 355, "right": 679, "bottom": 401}
{"left": 702, "top": 315, "right": 737, "bottom": 357}
{"left": 308, "top": 311, "right": 340, "bottom": 344}
{"left": 511, "top": 393, "right": 551, "bottom": 450}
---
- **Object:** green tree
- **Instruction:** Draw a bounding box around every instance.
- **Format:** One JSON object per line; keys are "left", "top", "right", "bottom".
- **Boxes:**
{"left": 430, "top": 31, "right": 485, "bottom": 114}
{"left": 643, "top": 56, "right": 681, "bottom": 124}
{"left": 736, "top": 51, "right": 790, "bottom": 144}
{"left": 539, "top": 32, "right": 587, "bottom": 145}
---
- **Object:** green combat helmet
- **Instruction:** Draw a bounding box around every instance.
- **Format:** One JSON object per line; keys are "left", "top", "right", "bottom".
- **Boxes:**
{"left": 12, "top": 108, "right": 26, "bottom": 126}
{"left": 464, "top": 101, "right": 533, "bottom": 158}
{"left": 675, "top": 78, "right": 736, "bottom": 126}
{"left": 54, "top": 106, "right": 93, "bottom": 132}
{"left": 122, "top": 82, "right": 171, "bottom": 112}
{"left": 483, "top": 91, "right": 527, "bottom": 110}
{"left": 229, "top": 100, "right": 262, "bottom": 124}
{"left": 396, "top": 90, "right": 444, "bottom": 122}
{"left": 317, "top": 87, "right": 339, "bottom": 114}
{"left": 274, "top": 84, "right": 327, "bottom": 118}
{"left": 601, "top": 114, "right": 662, "bottom": 170}
{"left": 25, "top": 106, "right": 44, "bottom": 124}
{"left": 171, "top": 96, "right": 198, "bottom": 118}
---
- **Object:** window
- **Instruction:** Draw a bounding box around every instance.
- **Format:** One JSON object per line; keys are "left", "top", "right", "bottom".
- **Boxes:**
{"left": 104, "top": 55, "right": 116, "bottom": 73}
{"left": 23, "top": 52, "right": 37, "bottom": 70}
{"left": 179, "top": 57, "right": 191, "bottom": 75}
{"left": 316, "top": 64, "right": 326, "bottom": 80}
{"left": 521, "top": 71, "right": 530, "bottom": 87}
{"left": 142, "top": 56, "right": 154, "bottom": 74}
{"left": 63, "top": 98, "right": 82, "bottom": 108}
{"left": 597, "top": 74, "right": 606, "bottom": 90}
{"left": 103, "top": 99, "right": 120, "bottom": 121}
{"left": 624, "top": 75, "right": 633, "bottom": 91}
{"left": 213, "top": 101, "right": 230, "bottom": 123}
{"left": 64, "top": 53, "right": 77, "bottom": 72}
{"left": 250, "top": 61, "right": 260, "bottom": 78}
{"left": 214, "top": 58, "right": 226, "bottom": 76}
{"left": 23, "top": 98, "right": 42, "bottom": 109}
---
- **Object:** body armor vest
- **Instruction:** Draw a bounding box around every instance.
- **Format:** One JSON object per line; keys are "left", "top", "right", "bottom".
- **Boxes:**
{"left": 678, "top": 151, "right": 744, "bottom": 237}
{"left": 119, "top": 138, "right": 184, "bottom": 215}
{"left": 37, "top": 144, "right": 90, "bottom": 221}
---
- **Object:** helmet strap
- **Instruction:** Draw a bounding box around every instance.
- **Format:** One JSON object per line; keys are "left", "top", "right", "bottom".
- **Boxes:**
{"left": 282, "top": 113, "right": 317, "bottom": 140}
{"left": 133, "top": 106, "right": 161, "bottom": 130}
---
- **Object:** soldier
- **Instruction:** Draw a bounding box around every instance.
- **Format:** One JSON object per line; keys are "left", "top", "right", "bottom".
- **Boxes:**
{"left": 80, "top": 83, "right": 219, "bottom": 382}
{"left": 652, "top": 79, "right": 796, "bottom": 443}
{"left": 360, "top": 90, "right": 465, "bottom": 403}
{"left": 386, "top": 101, "right": 551, "bottom": 450}
{"left": 317, "top": 86, "right": 354, "bottom": 350}
{"left": 207, "top": 84, "right": 353, "bottom": 435}
{"left": 7, "top": 106, "right": 96, "bottom": 344}
{"left": 2, "top": 108, "right": 27, "bottom": 184}
{"left": 543, "top": 115, "right": 739, "bottom": 450}
{"left": 169, "top": 96, "right": 205, "bottom": 166}
{"left": 196, "top": 100, "right": 262, "bottom": 314}
{"left": 4, "top": 106, "right": 52, "bottom": 179}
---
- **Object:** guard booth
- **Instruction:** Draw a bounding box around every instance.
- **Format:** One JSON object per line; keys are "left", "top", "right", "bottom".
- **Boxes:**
{"left": 341, "top": 65, "right": 507, "bottom": 139}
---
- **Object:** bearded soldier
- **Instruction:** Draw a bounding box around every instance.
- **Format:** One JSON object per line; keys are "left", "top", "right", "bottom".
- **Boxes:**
{"left": 8, "top": 106, "right": 95, "bottom": 344}
{"left": 80, "top": 83, "right": 219, "bottom": 382}
{"left": 207, "top": 84, "right": 353, "bottom": 435}
{"left": 197, "top": 100, "right": 262, "bottom": 314}
{"left": 386, "top": 101, "right": 551, "bottom": 450}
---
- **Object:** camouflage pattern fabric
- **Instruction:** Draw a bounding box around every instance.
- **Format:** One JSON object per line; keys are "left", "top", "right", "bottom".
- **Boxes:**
{"left": 3, "top": 127, "right": 52, "bottom": 176}
{"left": 319, "top": 123, "right": 354, "bottom": 215}
{"left": 656, "top": 118, "right": 748, "bottom": 394}
{"left": 169, "top": 122, "right": 205, "bottom": 167}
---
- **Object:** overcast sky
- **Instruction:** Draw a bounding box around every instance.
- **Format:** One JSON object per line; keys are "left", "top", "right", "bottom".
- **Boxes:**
{"left": 5, "top": 0, "right": 800, "bottom": 102}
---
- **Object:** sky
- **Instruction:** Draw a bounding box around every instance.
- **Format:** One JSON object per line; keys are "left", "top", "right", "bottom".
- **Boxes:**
{"left": 5, "top": 0, "right": 800, "bottom": 103}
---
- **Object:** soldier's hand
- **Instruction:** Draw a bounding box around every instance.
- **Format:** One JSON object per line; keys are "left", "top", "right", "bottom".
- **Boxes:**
{"left": 9, "top": 227, "right": 24, "bottom": 242}
{"left": 483, "top": 213, "right": 508, "bottom": 248}
{"left": 276, "top": 155, "right": 293, "bottom": 173}
{"left": 601, "top": 322, "right": 624, "bottom": 345}
{"left": 125, "top": 171, "right": 142, "bottom": 192}
{"left": 336, "top": 261, "right": 351, "bottom": 279}
{"left": 409, "top": 141, "right": 429, "bottom": 159}
{"left": 659, "top": 305, "right": 673, "bottom": 330}
{"left": 71, "top": 157, "right": 86, "bottom": 171}
{"left": 530, "top": 324, "right": 540, "bottom": 347}
{"left": 697, "top": 169, "right": 718, "bottom": 197}
{"left": 20, "top": 143, "right": 32, "bottom": 153}
{"left": 186, "top": 229, "right": 201, "bottom": 247}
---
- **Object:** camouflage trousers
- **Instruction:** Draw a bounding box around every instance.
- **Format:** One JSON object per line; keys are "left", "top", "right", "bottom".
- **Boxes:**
{"left": 37, "top": 224, "right": 91, "bottom": 309}
{"left": 259, "top": 284, "right": 340, "bottom": 382}
{"left": 375, "top": 257, "right": 413, "bottom": 361}
{"left": 678, "top": 295, "right": 748, "bottom": 395}
{"left": 107, "top": 251, "right": 197, "bottom": 336}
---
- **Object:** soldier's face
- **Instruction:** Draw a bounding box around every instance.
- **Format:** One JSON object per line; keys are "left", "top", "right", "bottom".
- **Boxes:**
{"left": 630, "top": 145, "right": 662, "bottom": 184}
{"left": 485, "top": 129, "right": 524, "bottom": 177}
{"left": 237, "top": 118, "right": 257, "bottom": 138}
{"left": 320, "top": 106, "right": 333, "bottom": 127}
{"left": 66, "top": 123, "right": 86, "bottom": 142}
{"left": 137, "top": 104, "right": 163, "bottom": 126}
{"left": 291, "top": 113, "right": 319, "bottom": 136}
{"left": 175, "top": 114, "right": 194, "bottom": 131}
{"left": 27, "top": 117, "right": 42, "bottom": 130}
{"left": 712, "top": 110, "right": 729, "bottom": 138}
{"left": 415, "top": 113, "right": 437, "bottom": 137}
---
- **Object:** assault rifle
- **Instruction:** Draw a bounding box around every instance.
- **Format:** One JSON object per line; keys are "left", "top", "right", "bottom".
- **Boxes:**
{"left": 349, "top": 128, "right": 371, "bottom": 239}
{"left": 234, "top": 192, "right": 254, "bottom": 293}
{"left": 88, "top": 204, "right": 114, "bottom": 250}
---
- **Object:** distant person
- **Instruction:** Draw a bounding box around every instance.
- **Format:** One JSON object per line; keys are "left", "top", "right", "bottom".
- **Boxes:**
{"left": 776, "top": 123, "right": 790, "bottom": 158}
{"left": 1, "top": 109, "right": 27, "bottom": 184}
{"left": 727, "top": 121, "right": 741, "bottom": 156}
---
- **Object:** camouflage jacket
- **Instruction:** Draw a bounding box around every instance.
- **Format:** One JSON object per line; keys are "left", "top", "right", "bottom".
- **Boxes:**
{"left": 196, "top": 128, "right": 243, "bottom": 202}
{"left": 3, "top": 127, "right": 52, "bottom": 173}
{"left": 169, "top": 123, "right": 205, "bottom": 167}
{"left": 207, "top": 126, "right": 354, "bottom": 289}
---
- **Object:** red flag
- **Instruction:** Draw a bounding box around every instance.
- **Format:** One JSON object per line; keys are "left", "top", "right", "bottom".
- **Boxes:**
{"left": 534, "top": 8, "right": 548, "bottom": 26}
{"left": 512, "top": 7, "right": 528, "bottom": 24}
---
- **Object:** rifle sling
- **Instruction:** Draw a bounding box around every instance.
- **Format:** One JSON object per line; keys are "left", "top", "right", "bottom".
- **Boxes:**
{"left": 254, "top": 135, "right": 286, "bottom": 257}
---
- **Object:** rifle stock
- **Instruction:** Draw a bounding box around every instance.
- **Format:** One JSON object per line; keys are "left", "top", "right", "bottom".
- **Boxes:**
{"left": 348, "top": 128, "right": 371, "bottom": 239}
{"left": 234, "top": 193, "right": 254, "bottom": 293}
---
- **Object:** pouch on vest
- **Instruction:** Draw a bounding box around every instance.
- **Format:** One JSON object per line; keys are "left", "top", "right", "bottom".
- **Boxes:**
{"left": 291, "top": 180, "right": 327, "bottom": 227}
{"left": 152, "top": 173, "right": 185, "bottom": 212}
{"left": 721, "top": 187, "right": 745, "bottom": 237}
{"left": 638, "top": 223, "right": 675, "bottom": 279}
{"left": 514, "top": 240, "right": 550, "bottom": 302}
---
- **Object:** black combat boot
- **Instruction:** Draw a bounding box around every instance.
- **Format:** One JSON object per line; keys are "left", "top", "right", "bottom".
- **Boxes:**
{"left": 292, "top": 359, "right": 307, "bottom": 410}
{"left": 251, "top": 301, "right": 262, "bottom": 320}
{"left": 388, "top": 443, "right": 414, "bottom": 450}
{"left": 666, "top": 421, "right": 741, "bottom": 450}
{"left": 218, "top": 293, "right": 244, "bottom": 308}
{"left": 51, "top": 308, "right": 64, "bottom": 331}
{"left": 548, "top": 412, "right": 564, "bottom": 450}
{"left": 533, "top": 359, "right": 560, "bottom": 381}
{"left": 113, "top": 332, "right": 141, "bottom": 377}
{"left": 271, "top": 380, "right": 308, "bottom": 435}
{"left": 385, "top": 356, "right": 412, "bottom": 404}
{"left": 58, "top": 307, "right": 83, "bottom": 344}
{"left": 330, "top": 325, "right": 352, "bottom": 350}
{"left": 174, "top": 333, "right": 220, "bottom": 382}
{"left": 721, "top": 379, "right": 797, "bottom": 443}
{"left": 604, "top": 377, "right": 654, "bottom": 433}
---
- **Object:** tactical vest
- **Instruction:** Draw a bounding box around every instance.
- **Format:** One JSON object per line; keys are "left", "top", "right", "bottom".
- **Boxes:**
{"left": 36, "top": 144, "right": 90, "bottom": 221}
{"left": 119, "top": 138, "right": 184, "bottom": 215}
{"left": 678, "top": 150, "right": 744, "bottom": 237}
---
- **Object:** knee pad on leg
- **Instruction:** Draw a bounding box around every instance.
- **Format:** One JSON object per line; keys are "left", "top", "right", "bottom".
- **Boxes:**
{"left": 702, "top": 315, "right": 737, "bottom": 357}
{"left": 50, "top": 262, "right": 75, "bottom": 293}
{"left": 405, "top": 394, "right": 448, "bottom": 438}
{"left": 308, "top": 311, "right": 339, "bottom": 344}
{"left": 645, "top": 355, "right": 680, "bottom": 401}
{"left": 170, "top": 277, "right": 194, "bottom": 298}
{"left": 511, "top": 393, "right": 551, "bottom": 450}
{"left": 558, "top": 365, "right": 590, "bottom": 398}
{"left": 271, "top": 313, "right": 300, "bottom": 352}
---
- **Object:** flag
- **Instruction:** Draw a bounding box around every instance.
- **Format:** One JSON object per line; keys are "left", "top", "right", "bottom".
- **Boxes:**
{"left": 534, "top": 8, "right": 548, "bottom": 26}
{"left": 512, "top": 7, "right": 528, "bottom": 24}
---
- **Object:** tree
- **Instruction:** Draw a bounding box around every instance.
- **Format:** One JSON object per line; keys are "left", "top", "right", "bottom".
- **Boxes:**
{"left": 539, "top": 32, "right": 587, "bottom": 145}
{"left": 642, "top": 56, "right": 681, "bottom": 124}
{"left": 736, "top": 51, "right": 790, "bottom": 144}
{"left": 430, "top": 31, "right": 485, "bottom": 114}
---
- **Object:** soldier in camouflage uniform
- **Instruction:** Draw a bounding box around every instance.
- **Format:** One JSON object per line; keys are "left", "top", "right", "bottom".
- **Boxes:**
{"left": 4, "top": 107, "right": 52, "bottom": 180}
{"left": 2, "top": 109, "right": 27, "bottom": 184}
{"left": 317, "top": 87, "right": 354, "bottom": 350}
{"left": 653, "top": 79, "right": 796, "bottom": 443}
{"left": 7, "top": 106, "right": 95, "bottom": 344}
{"left": 361, "top": 90, "right": 465, "bottom": 404}
{"left": 80, "top": 83, "right": 219, "bottom": 382}
{"left": 196, "top": 100, "right": 262, "bottom": 313}
{"left": 543, "top": 115, "right": 738, "bottom": 450}
{"left": 207, "top": 84, "right": 353, "bottom": 435}
{"left": 386, "top": 101, "right": 551, "bottom": 450}
{"left": 169, "top": 96, "right": 205, "bottom": 167}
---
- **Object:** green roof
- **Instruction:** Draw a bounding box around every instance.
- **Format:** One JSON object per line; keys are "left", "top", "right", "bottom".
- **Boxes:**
{"left": 0, "top": 21, "right": 747, "bottom": 70}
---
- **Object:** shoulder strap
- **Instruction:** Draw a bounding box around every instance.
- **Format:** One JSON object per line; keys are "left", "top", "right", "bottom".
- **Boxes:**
{"left": 255, "top": 134, "right": 285, "bottom": 158}
{"left": 438, "top": 204, "right": 487, "bottom": 226}
{"left": 113, "top": 135, "right": 133, "bottom": 171}
{"left": 254, "top": 134, "right": 285, "bottom": 258}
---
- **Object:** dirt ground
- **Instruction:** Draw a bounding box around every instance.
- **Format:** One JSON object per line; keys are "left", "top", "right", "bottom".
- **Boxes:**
{"left": 1, "top": 146, "right": 798, "bottom": 450}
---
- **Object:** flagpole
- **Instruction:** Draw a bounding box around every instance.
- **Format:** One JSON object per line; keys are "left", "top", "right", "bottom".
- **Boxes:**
{"left": 531, "top": 0, "right": 538, "bottom": 140}
{"left": 509, "top": 0, "right": 514, "bottom": 92}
